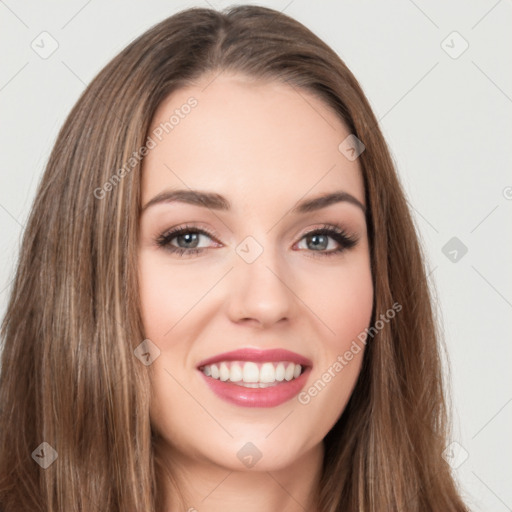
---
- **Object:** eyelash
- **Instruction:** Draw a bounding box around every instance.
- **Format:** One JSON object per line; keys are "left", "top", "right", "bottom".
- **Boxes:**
{"left": 154, "top": 223, "right": 358, "bottom": 258}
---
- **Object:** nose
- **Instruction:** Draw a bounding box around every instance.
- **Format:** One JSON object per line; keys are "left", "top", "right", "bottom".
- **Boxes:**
{"left": 225, "top": 243, "right": 297, "bottom": 328}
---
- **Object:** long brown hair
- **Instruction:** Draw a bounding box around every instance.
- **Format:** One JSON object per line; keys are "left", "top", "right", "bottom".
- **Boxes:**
{"left": 0, "top": 5, "right": 468, "bottom": 511}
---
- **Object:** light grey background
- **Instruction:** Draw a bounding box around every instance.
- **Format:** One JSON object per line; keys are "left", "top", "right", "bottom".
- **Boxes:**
{"left": 1, "top": 1, "right": 511, "bottom": 510}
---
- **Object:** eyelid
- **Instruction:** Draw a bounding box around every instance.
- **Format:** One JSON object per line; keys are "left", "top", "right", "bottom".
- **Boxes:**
{"left": 155, "top": 223, "right": 221, "bottom": 247}
{"left": 295, "top": 222, "right": 350, "bottom": 239}
{"left": 298, "top": 223, "right": 358, "bottom": 248}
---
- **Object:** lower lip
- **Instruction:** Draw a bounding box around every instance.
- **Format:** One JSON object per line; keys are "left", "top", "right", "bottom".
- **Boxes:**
{"left": 199, "top": 368, "right": 311, "bottom": 408}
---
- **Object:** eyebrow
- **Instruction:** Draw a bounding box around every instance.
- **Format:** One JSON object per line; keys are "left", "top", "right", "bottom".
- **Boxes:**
{"left": 141, "top": 189, "right": 366, "bottom": 215}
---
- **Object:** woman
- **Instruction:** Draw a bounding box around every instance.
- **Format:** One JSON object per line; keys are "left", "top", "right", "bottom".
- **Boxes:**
{"left": 0, "top": 5, "right": 469, "bottom": 511}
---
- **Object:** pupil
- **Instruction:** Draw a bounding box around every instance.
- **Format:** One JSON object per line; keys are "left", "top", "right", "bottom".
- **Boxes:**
{"left": 309, "top": 234, "right": 327, "bottom": 250}
{"left": 179, "top": 233, "right": 199, "bottom": 248}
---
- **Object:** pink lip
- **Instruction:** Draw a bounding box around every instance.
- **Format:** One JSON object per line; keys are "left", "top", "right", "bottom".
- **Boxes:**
{"left": 196, "top": 348, "right": 312, "bottom": 368}
{"left": 199, "top": 369, "right": 311, "bottom": 408}
{"left": 196, "top": 348, "right": 312, "bottom": 408}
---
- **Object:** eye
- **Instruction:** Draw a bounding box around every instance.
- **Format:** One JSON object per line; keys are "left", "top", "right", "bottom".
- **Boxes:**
{"left": 155, "top": 224, "right": 220, "bottom": 257}
{"left": 154, "top": 223, "right": 359, "bottom": 258}
{"left": 295, "top": 224, "right": 358, "bottom": 257}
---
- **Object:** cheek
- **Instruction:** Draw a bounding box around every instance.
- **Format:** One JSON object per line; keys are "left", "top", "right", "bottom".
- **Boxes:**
{"left": 138, "top": 253, "right": 211, "bottom": 337}
{"left": 138, "top": 254, "right": 202, "bottom": 436}
{"left": 294, "top": 257, "right": 373, "bottom": 416}
{"left": 300, "top": 256, "right": 374, "bottom": 346}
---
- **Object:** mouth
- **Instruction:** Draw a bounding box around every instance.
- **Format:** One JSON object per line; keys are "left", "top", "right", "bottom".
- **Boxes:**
{"left": 196, "top": 348, "right": 312, "bottom": 407}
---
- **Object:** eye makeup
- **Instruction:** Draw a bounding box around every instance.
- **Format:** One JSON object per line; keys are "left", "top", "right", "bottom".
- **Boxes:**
{"left": 153, "top": 222, "right": 359, "bottom": 258}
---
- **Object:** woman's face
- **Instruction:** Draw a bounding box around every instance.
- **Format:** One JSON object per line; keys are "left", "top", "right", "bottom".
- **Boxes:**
{"left": 138, "top": 72, "right": 373, "bottom": 473}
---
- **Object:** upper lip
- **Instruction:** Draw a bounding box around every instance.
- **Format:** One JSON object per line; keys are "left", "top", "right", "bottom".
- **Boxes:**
{"left": 196, "top": 348, "right": 312, "bottom": 369}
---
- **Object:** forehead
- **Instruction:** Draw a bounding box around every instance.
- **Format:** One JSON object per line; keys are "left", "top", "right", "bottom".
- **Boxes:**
{"left": 141, "top": 73, "right": 365, "bottom": 209}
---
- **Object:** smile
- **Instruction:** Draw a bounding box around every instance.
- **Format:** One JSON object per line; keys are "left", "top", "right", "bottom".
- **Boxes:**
{"left": 196, "top": 348, "right": 312, "bottom": 407}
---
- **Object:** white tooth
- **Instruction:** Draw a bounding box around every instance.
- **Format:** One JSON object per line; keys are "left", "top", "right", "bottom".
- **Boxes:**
{"left": 275, "top": 362, "right": 286, "bottom": 381}
{"left": 284, "top": 362, "right": 295, "bottom": 381}
{"left": 206, "top": 361, "right": 301, "bottom": 383}
{"left": 229, "top": 362, "right": 243, "bottom": 382}
{"left": 219, "top": 362, "right": 230, "bottom": 381}
{"left": 242, "top": 362, "right": 259, "bottom": 383}
{"left": 260, "top": 362, "right": 276, "bottom": 383}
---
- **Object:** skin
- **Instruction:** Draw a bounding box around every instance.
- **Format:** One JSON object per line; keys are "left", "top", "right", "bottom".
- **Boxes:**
{"left": 138, "top": 71, "right": 374, "bottom": 512}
